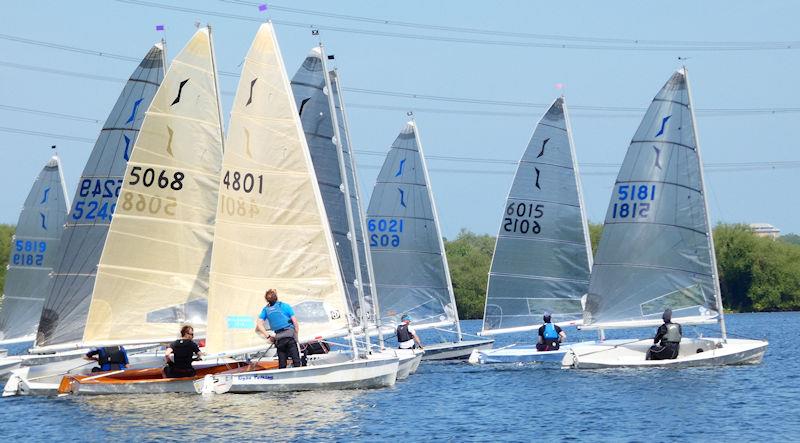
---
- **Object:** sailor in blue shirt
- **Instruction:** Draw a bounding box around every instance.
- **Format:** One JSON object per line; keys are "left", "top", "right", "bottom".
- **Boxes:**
{"left": 256, "top": 288, "right": 301, "bottom": 368}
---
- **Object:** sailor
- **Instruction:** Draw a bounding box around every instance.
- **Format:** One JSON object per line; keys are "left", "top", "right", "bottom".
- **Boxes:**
{"left": 646, "top": 308, "right": 682, "bottom": 360}
{"left": 396, "top": 314, "right": 423, "bottom": 350}
{"left": 163, "top": 325, "right": 204, "bottom": 378}
{"left": 84, "top": 345, "right": 129, "bottom": 372}
{"left": 536, "top": 312, "right": 566, "bottom": 351}
{"left": 256, "top": 288, "right": 301, "bottom": 369}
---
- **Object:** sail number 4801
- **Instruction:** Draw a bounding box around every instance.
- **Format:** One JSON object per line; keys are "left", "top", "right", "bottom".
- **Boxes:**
{"left": 222, "top": 170, "right": 263, "bottom": 194}
{"left": 503, "top": 202, "right": 543, "bottom": 235}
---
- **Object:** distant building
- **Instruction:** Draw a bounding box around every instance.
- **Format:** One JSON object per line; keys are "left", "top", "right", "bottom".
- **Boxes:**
{"left": 749, "top": 223, "right": 780, "bottom": 239}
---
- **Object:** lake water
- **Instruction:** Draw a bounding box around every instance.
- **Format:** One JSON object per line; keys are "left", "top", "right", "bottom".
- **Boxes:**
{"left": 1, "top": 312, "right": 797, "bottom": 442}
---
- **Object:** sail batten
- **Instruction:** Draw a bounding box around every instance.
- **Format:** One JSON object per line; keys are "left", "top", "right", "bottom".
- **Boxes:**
{"left": 0, "top": 156, "right": 69, "bottom": 343}
{"left": 204, "top": 23, "right": 352, "bottom": 355}
{"left": 584, "top": 69, "right": 720, "bottom": 327}
{"left": 35, "top": 43, "right": 166, "bottom": 348}
{"left": 481, "top": 97, "right": 592, "bottom": 334}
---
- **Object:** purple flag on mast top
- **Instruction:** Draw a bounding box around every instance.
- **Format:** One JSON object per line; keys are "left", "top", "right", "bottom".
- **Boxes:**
{"left": 156, "top": 25, "right": 165, "bottom": 31}
{"left": 258, "top": 4, "right": 267, "bottom": 11}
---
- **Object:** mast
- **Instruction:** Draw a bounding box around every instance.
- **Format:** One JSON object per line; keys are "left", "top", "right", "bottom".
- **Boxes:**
{"left": 683, "top": 67, "right": 727, "bottom": 341}
{"left": 207, "top": 25, "right": 226, "bottom": 151}
{"left": 318, "top": 44, "right": 372, "bottom": 353}
{"left": 332, "top": 69, "right": 385, "bottom": 350}
{"left": 411, "top": 118, "right": 463, "bottom": 341}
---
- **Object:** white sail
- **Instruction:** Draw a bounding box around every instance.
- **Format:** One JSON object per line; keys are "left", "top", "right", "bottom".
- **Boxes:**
{"left": 204, "top": 23, "right": 351, "bottom": 355}
{"left": 80, "top": 28, "right": 225, "bottom": 347}
{"left": 584, "top": 68, "right": 721, "bottom": 330}
{"left": 0, "top": 156, "right": 69, "bottom": 343}
{"left": 481, "top": 98, "right": 592, "bottom": 335}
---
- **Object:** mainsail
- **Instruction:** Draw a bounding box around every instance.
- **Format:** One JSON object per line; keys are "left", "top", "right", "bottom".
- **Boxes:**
{"left": 36, "top": 43, "right": 165, "bottom": 348}
{"left": 80, "top": 28, "right": 224, "bottom": 347}
{"left": 481, "top": 97, "right": 593, "bottom": 335}
{"left": 366, "top": 121, "right": 460, "bottom": 331}
{"left": 289, "top": 47, "right": 369, "bottom": 329}
{"left": 584, "top": 68, "right": 721, "bottom": 328}
{"left": 0, "top": 156, "right": 69, "bottom": 343}
{"left": 204, "top": 23, "right": 351, "bottom": 355}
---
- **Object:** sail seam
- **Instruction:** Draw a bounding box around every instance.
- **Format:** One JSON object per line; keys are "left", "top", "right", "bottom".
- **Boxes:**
{"left": 518, "top": 160, "right": 574, "bottom": 170}
{"left": 614, "top": 179, "right": 701, "bottom": 193}
{"left": 591, "top": 262, "right": 713, "bottom": 277}
{"left": 488, "top": 273, "right": 589, "bottom": 284}
{"left": 602, "top": 219, "right": 707, "bottom": 236}
{"left": 630, "top": 139, "right": 695, "bottom": 151}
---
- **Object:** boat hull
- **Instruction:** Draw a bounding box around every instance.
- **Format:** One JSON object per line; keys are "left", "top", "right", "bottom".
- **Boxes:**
{"left": 422, "top": 339, "right": 494, "bottom": 361}
{"left": 198, "top": 356, "right": 399, "bottom": 393}
{"left": 394, "top": 348, "right": 423, "bottom": 379}
{"left": 562, "top": 338, "right": 768, "bottom": 369}
{"left": 468, "top": 342, "right": 596, "bottom": 365}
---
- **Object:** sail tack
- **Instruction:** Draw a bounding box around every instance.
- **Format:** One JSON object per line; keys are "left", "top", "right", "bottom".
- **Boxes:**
{"left": 80, "top": 28, "right": 224, "bottom": 346}
{"left": 584, "top": 69, "right": 720, "bottom": 327}
{"left": 0, "top": 157, "right": 69, "bottom": 343}
{"left": 36, "top": 44, "right": 165, "bottom": 348}
{"left": 204, "top": 23, "right": 351, "bottom": 355}
{"left": 366, "top": 122, "right": 458, "bottom": 329}
{"left": 482, "top": 97, "right": 593, "bottom": 334}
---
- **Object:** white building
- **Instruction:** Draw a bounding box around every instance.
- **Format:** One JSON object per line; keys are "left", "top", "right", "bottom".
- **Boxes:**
{"left": 749, "top": 223, "right": 780, "bottom": 239}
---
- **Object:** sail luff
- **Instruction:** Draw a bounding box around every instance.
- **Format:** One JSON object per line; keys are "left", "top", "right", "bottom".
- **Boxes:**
{"left": 563, "top": 98, "right": 594, "bottom": 270}
{"left": 318, "top": 47, "right": 371, "bottom": 351}
{"left": 683, "top": 67, "right": 726, "bottom": 341}
{"left": 410, "top": 120, "right": 462, "bottom": 339}
{"left": 331, "top": 69, "right": 386, "bottom": 349}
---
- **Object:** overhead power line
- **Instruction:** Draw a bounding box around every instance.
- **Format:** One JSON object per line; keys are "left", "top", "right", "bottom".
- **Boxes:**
{"left": 0, "top": 105, "right": 101, "bottom": 123}
{"left": 117, "top": 0, "right": 799, "bottom": 52}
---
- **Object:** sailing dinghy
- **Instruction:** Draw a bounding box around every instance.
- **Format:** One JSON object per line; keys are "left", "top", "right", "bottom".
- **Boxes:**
{"left": 58, "top": 27, "right": 237, "bottom": 395}
{"left": 3, "top": 42, "right": 167, "bottom": 394}
{"left": 562, "top": 69, "right": 768, "bottom": 369}
{"left": 0, "top": 155, "right": 69, "bottom": 374}
{"left": 366, "top": 120, "right": 493, "bottom": 360}
{"left": 291, "top": 46, "right": 420, "bottom": 378}
{"left": 469, "top": 97, "right": 595, "bottom": 364}
{"left": 196, "top": 22, "right": 398, "bottom": 395}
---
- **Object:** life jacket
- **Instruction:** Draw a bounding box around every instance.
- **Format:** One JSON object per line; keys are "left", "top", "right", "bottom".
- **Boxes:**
{"left": 396, "top": 324, "right": 413, "bottom": 342}
{"left": 664, "top": 323, "right": 681, "bottom": 343}
{"left": 97, "top": 346, "right": 126, "bottom": 371}
{"left": 543, "top": 323, "right": 559, "bottom": 340}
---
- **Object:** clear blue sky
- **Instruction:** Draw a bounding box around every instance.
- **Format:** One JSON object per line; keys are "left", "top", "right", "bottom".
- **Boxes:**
{"left": 2, "top": 1, "right": 798, "bottom": 238}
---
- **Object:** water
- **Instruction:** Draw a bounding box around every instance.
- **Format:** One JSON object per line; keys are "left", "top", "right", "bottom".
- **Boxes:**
{"left": 2, "top": 312, "right": 798, "bottom": 442}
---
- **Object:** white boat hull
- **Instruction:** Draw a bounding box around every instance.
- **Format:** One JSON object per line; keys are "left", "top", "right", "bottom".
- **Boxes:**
{"left": 0, "top": 356, "right": 23, "bottom": 376}
{"left": 422, "top": 339, "right": 494, "bottom": 361}
{"left": 198, "top": 356, "right": 399, "bottom": 394}
{"left": 468, "top": 341, "right": 599, "bottom": 365}
{"left": 562, "top": 338, "right": 768, "bottom": 369}
{"left": 394, "top": 348, "right": 423, "bottom": 379}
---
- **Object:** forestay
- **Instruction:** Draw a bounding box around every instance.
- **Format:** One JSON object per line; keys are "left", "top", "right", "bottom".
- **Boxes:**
{"left": 204, "top": 23, "right": 351, "bottom": 355}
{"left": 36, "top": 44, "right": 165, "bottom": 349}
{"left": 0, "top": 156, "right": 69, "bottom": 343}
{"left": 482, "top": 97, "right": 592, "bottom": 335}
{"left": 81, "top": 28, "right": 224, "bottom": 346}
{"left": 289, "top": 47, "right": 369, "bottom": 328}
{"left": 584, "top": 69, "right": 720, "bottom": 328}
{"left": 366, "top": 121, "right": 458, "bottom": 330}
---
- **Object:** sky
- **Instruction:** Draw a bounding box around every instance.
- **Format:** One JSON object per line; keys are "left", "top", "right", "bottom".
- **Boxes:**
{"left": 1, "top": 0, "right": 799, "bottom": 239}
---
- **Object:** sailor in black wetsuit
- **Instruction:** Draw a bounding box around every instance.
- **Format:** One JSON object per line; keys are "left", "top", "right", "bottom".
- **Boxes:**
{"left": 163, "top": 325, "right": 204, "bottom": 378}
{"left": 646, "top": 308, "right": 682, "bottom": 360}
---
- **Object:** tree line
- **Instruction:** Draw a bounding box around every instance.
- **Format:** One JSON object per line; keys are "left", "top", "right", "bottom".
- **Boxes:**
{"left": 1, "top": 223, "right": 798, "bottom": 318}
{"left": 445, "top": 224, "right": 800, "bottom": 319}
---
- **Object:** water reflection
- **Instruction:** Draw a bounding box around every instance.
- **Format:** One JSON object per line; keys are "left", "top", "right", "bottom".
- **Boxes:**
{"left": 73, "top": 389, "right": 365, "bottom": 440}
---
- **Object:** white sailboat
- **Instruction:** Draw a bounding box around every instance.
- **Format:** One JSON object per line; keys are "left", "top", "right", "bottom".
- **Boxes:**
{"left": 0, "top": 154, "right": 69, "bottom": 373}
{"left": 469, "top": 97, "right": 595, "bottom": 364}
{"left": 196, "top": 22, "right": 397, "bottom": 395}
{"left": 290, "top": 46, "right": 420, "bottom": 378}
{"left": 366, "top": 119, "right": 493, "bottom": 360}
{"left": 562, "top": 68, "right": 768, "bottom": 369}
{"left": 57, "top": 27, "right": 241, "bottom": 395}
{"left": 2, "top": 42, "right": 167, "bottom": 393}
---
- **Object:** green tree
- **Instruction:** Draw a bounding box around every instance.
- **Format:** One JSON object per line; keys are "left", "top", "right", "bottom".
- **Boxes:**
{"left": 779, "top": 233, "right": 800, "bottom": 246}
{"left": 588, "top": 222, "right": 603, "bottom": 256}
{"left": 444, "top": 229, "right": 495, "bottom": 320}
{"left": 0, "top": 224, "right": 14, "bottom": 295}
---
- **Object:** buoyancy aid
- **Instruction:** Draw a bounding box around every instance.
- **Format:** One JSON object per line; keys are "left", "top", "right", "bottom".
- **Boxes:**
{"left": 664, "top": 323, "right": 682, "bottom": 343}
{"left": 543, "top": 323, "right": 559, "bottom": 340}
{"left": 396, "top": 324, "right": 413, "bottom": 342}
{"left": 98, "top": 346, "right": 126, "bottom": 370}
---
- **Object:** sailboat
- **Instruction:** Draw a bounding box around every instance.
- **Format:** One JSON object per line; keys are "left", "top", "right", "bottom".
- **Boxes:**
{"left": 469, "top": 97, "right": 595, "bottom": 364}
{"left": 562, "top": 68, "right": 768, "bottom": 369}
{"left": 290, "top": 46, "right": 419, "bottom": 379}
{"left": 3, "top": 42, "right": 168, "bottom": 395}
{"left": 0, "top": 154, "right": 69, "bottom": 374}
{"left": 195, "top": 22, "right": 398, "bottom": 395}
{"left": 57, "top": 27, "right": 244, "bottom": 395}
{"left": 366, "top": 120, "right": 494, "bottom": 360}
